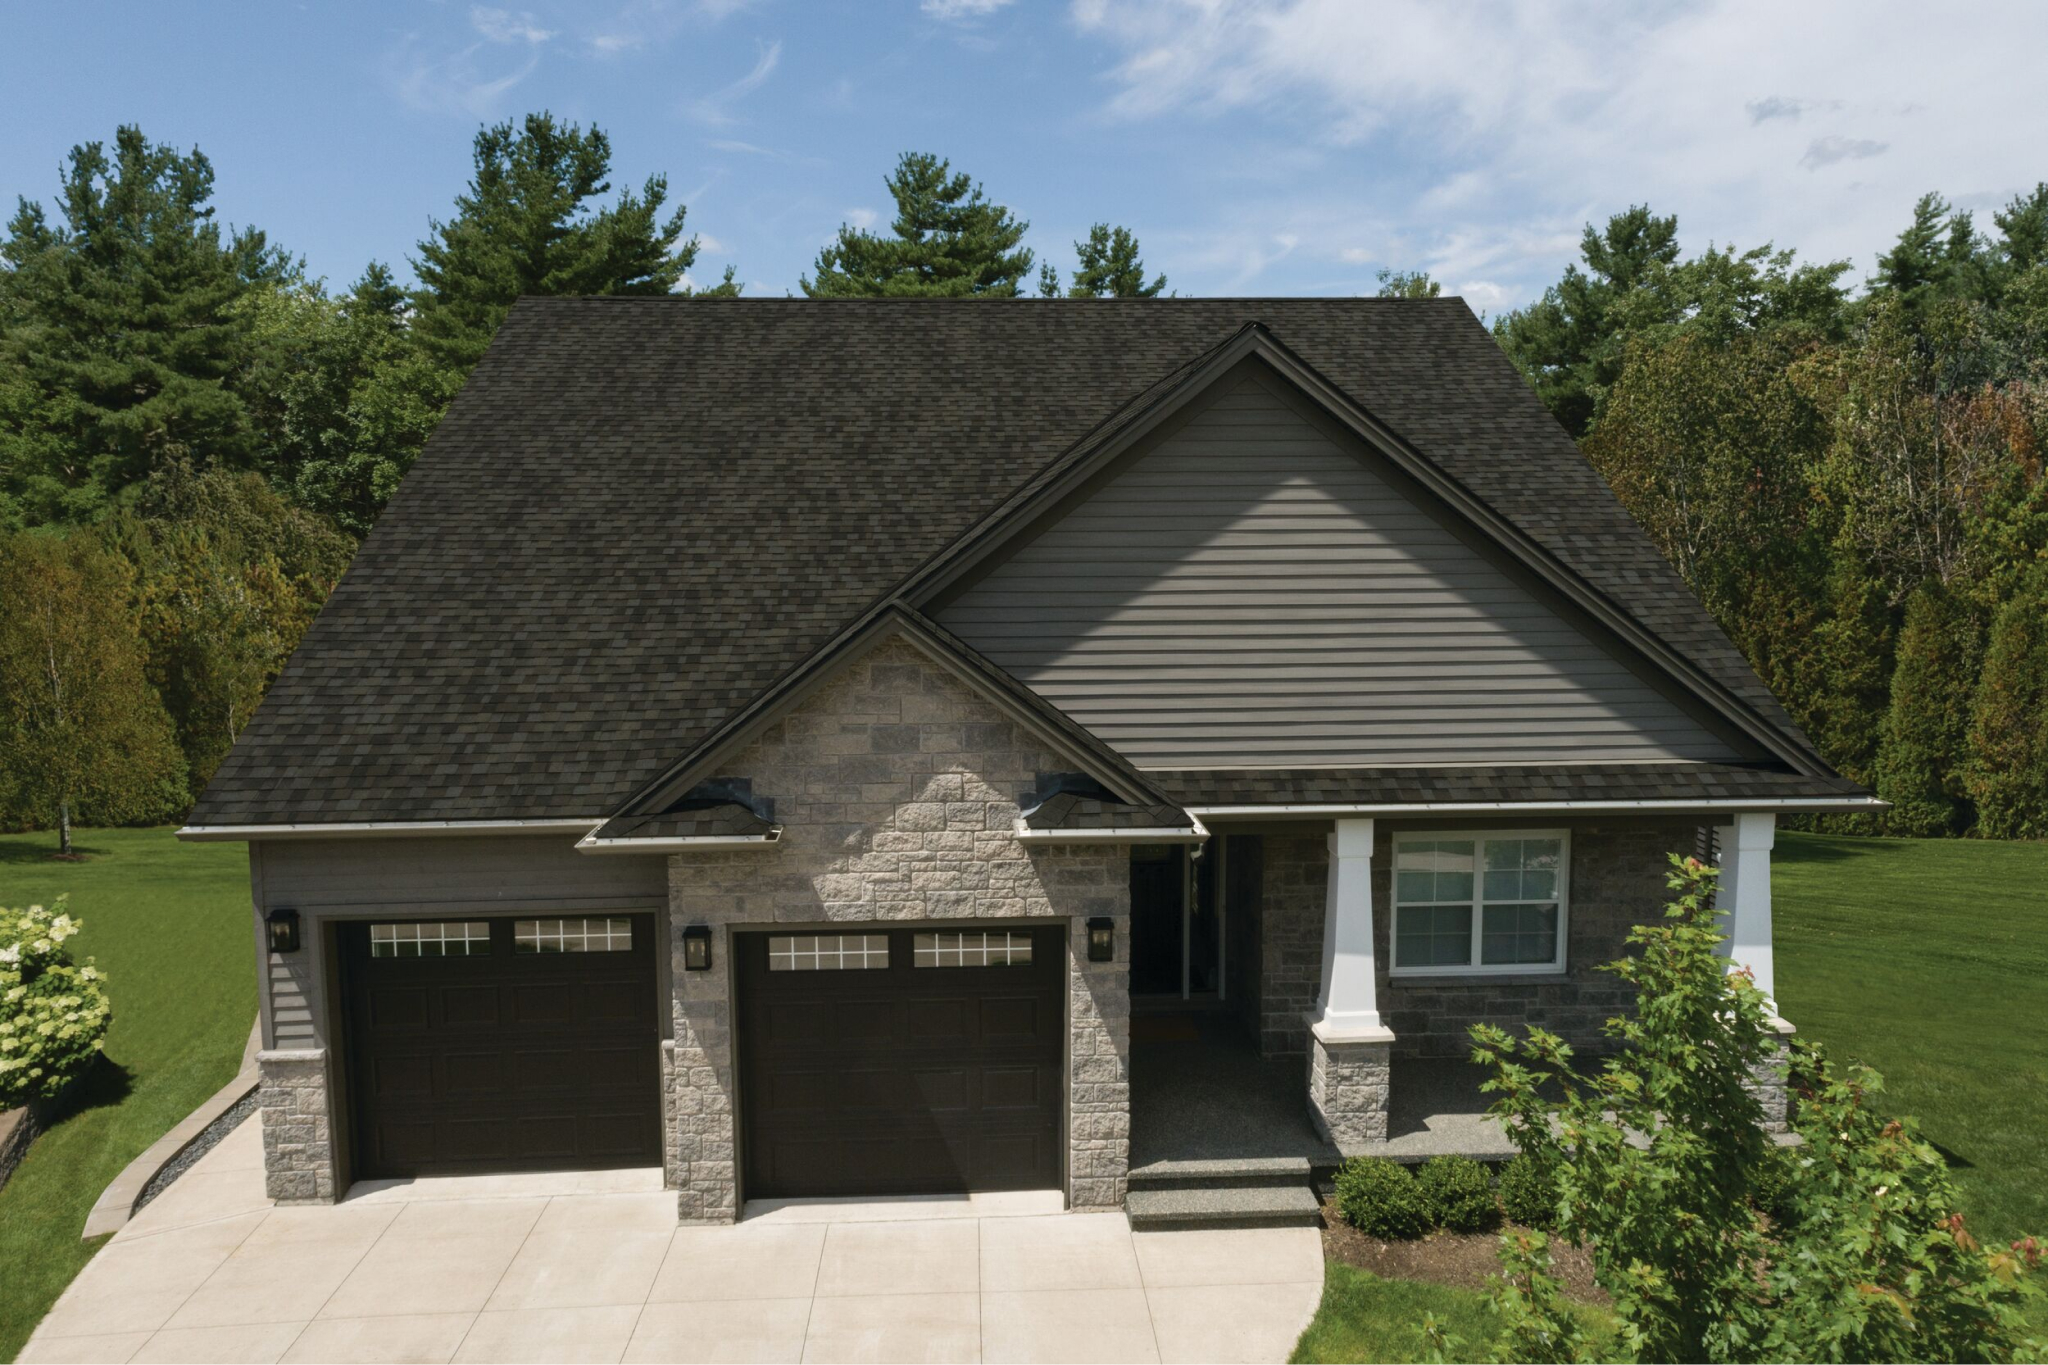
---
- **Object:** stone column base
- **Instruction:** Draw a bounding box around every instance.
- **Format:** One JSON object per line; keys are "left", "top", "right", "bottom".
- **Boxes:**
{"left": 1306, "top": 1015, "right": 1395, "bottom": 1148}
{"left": 257, "top": 1048, "right": 339, "bottom": 1204}
{"left": 1746, "top": 1015, "right": 1797, "bottom": 1134}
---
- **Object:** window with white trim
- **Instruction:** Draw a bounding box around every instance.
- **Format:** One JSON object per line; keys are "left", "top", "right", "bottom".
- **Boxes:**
{"left": 913, "top": 931, "right": 1033, "bottom": 967}
{"left": 766, "top": 934, "right": 890, "bottom": 971}
{"left": 1391, "top": 831, "right": 1568, "bottom": 975}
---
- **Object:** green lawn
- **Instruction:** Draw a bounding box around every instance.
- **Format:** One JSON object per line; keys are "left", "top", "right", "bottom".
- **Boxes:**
{"left": 0, "top": 827, "right": 254, "bottom": 1363}
{"left": 1295, "top": 830, "right": 2048, "bottom": 1362}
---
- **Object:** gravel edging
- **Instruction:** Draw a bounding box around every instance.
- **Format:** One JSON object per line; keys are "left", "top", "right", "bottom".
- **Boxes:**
{"left": 134, "top": 1086, "right": 260, "bottom": 1212}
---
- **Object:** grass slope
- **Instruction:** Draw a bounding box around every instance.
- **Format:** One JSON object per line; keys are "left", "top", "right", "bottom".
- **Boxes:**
{"left": 0, "top": 828, "right": 254, "bottom": 1363}
{"left": 1775, "top": 831, "right": 2048, "bottom": 1245}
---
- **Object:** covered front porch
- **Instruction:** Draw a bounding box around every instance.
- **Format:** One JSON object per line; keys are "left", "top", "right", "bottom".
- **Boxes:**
{"left": 1129, "top": 1011, "right": 1515, "bottom": 1174}
{"left": 1121, "top": 809, "right": 1789, "bottom": 1176}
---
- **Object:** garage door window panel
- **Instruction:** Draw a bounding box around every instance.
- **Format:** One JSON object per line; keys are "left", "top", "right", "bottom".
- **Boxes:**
{"left": 767, "top": 934, "right": 890, "bottom": 971}
{"left": 515, "top": 917, "right": 633, "bottom": 953}
{"left": 368, "top": 921, "right": 491, "bottom": 958}
{"left": 914, "top": 931, "right": 1034, "bottom": 967}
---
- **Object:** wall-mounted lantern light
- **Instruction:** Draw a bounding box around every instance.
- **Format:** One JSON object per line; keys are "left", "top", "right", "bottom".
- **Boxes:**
{"left": 266, "top": 908, "right": 302, "bottom": 955}
{"left": 682, "top": 924, "right": 713, "bottom": 972}
{"left": 1086, "top": 916, "right": 1116, "bottom": 963}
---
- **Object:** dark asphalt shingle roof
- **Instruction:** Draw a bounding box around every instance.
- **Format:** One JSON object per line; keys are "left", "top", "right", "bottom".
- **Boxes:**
{"left": 1020, "top": 793, "right": 1196, "bottom": 832}
{"left": 193, "top": 297, "right": 1831, "bottom": 827}
{"left": 589, "top": 804, "right": 778, "bottom": 842}
{"left": 1152, "top": 764, "right": 1867, "bottom": 809}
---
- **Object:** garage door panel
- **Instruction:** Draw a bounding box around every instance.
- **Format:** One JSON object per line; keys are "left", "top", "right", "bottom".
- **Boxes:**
{"left": 341, "top": 914, "right": 660, "bottom": 1179}
{"left": 739, "top": 925, "right": 1064, "bottom": 1198}
{"left": 979, "top": 996, "right": 1045, "bottom": 1040}
{"left": 511, "top": 983, "right": 576, "bottom": 1025}
{"left": 442, "top": 1050, "right": 507, "bottom": 1095}
{"left": 366, "top": 987, "right": 431, "bottom": 1030}
{"left": 905, "top": 998, "right": 972, "bottom": 1042}
{"left": 441, "top": 985, "right": 502, "bottom": 1027}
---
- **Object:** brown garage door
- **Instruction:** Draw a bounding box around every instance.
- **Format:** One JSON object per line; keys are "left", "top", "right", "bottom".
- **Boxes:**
{"left": 340, "top": 915, "right": 661, "bottom": 1178}
{"left": 737, "top": 925, "right": 1065, "bottom": 1198}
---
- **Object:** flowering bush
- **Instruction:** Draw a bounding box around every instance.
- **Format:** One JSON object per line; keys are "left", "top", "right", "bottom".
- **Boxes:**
{"left": 0, "top": 896, "right": 113, "bottom": 1108}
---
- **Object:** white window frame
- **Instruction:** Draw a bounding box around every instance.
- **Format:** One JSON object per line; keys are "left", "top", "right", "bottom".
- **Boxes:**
{"left": 1389, "top": 828, "right": 1571, "bottom": 977}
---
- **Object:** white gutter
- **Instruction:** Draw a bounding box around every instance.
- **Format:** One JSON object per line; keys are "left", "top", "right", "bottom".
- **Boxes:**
{"left": 1184, "top": 796, "right": 1888, "bottom": 819}
{"left": 575, "top": 828, "right": 783, "bottom": 854}
{"left": 1011, "top": 815, "right": 1210, "bottom": 844}
{"left": 177, "top": 818, "right": 605, "bottom": 842}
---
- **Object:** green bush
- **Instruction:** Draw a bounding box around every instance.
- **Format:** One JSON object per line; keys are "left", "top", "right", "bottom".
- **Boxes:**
{"left": 1750, "top": 1143, "right": 1802, "bottom": 1229}
{"left": 1416, "top": 1155, "right": 1498, "bottom": 1232}
{"left": 1334, "top": 1156, "right": 1428, "bottom": 1240}
{"left": 0, "top": 897, "right": 113, "bottom": 1107}
{"left": 1496, "top": 1154, "right": 1556, "bottom": 1230}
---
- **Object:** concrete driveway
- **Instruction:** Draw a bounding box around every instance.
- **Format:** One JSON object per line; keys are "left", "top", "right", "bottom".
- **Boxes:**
{"left": 22, "top": 1117, "right": 1324, "bottom": 1364}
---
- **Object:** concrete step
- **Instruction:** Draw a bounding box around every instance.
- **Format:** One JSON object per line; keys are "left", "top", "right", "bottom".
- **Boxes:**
{"left": 1125, "top": 1183, "right": 1323, "bottom": 1231}
{"left": 1126, "top": 1156, "right": 1315, "bottom": 1191}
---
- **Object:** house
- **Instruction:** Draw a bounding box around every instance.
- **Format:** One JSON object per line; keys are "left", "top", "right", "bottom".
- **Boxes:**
{"left": 183, "top": 298, "right": 1878, "bottom": 1226}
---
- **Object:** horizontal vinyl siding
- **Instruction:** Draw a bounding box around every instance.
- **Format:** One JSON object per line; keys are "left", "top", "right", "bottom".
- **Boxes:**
{"left": 254, "top": 835, "right": 668, "bottom": 1050}
{"left": 939, "top": 377, "right": 1742, "bottom": 769}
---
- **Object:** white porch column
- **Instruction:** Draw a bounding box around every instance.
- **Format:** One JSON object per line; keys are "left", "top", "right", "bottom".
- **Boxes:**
{"left": 1313, "top": 818, "right": 1387, "bottom": 1033}
{"left": 1714, "top": 812, "right": 1778, "bottom": 1011}
{"left": 1716, "top": 811, "right": 1795, "bottom": 1132}
{"left": 1306, "top": 818, "right": 1395, "bottom": 1150}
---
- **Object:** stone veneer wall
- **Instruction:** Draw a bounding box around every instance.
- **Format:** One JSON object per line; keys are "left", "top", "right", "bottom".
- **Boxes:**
{"left": 666, "top": 637, "right": 1132, "bottom": 1222}
{"left": 256, "top": 1048, "right": 338, "bottom": 1203}
{"left": 1257, "top": 831, "right": 1328, "bottom": 1056}
{"left": 1259, "top": 819, "right": 1701, "bottom": 1060}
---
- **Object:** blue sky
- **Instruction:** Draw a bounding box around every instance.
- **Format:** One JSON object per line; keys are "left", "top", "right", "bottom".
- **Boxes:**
{"left": 5, "top": 1, "right": 2046, "bottom": 313}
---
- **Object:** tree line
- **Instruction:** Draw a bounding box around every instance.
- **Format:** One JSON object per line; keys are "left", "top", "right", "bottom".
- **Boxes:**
{"left": 0, "top": 117, "right": 1171, "bottom": 847}
{"left": 4, "top": 111, "right": 2043, "bottom": 845}
{"left": 1491, "top": 194, "right": 2048, "bottom": 838}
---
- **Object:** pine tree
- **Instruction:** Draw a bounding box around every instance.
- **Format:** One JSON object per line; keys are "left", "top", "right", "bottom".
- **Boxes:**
{"left": 1965, "top": 561, "right": 2048, "bottom": 839}
{"left": 1492, "top": 205, "right": 1680, "bottom": 436}
{"left": 1870, "top": 193, "right": 1989, "bottom": 320}
{"left": 803, "top": 153, "right": 1033, "bottom": 298}
{"left": 0, "top": 126, "right": 277, "bottom": 525}
{"left": 1871, "top": 581, "right": 1983, "bottom": 835}
{"left": 410, "top": 112, "right": 725, "bottom": 372}
{"left": 1067, "top": 224, "right": 1165, "bottom": 297}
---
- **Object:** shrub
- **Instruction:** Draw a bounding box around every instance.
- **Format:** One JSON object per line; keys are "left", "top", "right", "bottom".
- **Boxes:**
{"left": 1416, "top": 1155, "right": 1497, "bottom": 1232}
{"left": 1750, "top": 1142, "right": 1801, "bottom": 1230}
{"left": 0, "top": 897, "right": 113, "bottom": 1108}
{"left": 1497, "top": 1154, "right": 1557, "bottom": 1230}
{"left": 1334, "top": 1156, "right": 1428, "bottom": 1240}
{"left": 1463, "top": 855, "right": 2042, "bottom": 1363}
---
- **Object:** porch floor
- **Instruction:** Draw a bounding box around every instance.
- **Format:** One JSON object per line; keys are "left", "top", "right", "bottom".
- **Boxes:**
{"left": 1128, "top": 1012, "right": 1519, "bottom": 1171}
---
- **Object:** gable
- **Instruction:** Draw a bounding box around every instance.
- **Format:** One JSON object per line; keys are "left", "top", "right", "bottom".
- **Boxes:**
{"left": 935, "top": 369, "right": 1758, "bottom": 771}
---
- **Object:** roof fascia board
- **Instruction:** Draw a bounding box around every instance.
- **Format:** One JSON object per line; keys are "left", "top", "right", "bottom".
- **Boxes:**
{"left": 575, "top": 829, "right": 782, "bottom": 854}
{"left": 903, "top": 328, "right": 1820, "bottom": 777}
{"left": 1185, "top": 796, "right": 1888, "bottom": 818}
{"left": 617, "top": 607, "right": 1171, "bottom": 817}
{"left": 176, "top": 819, "right": 603, "bottom": 843}
{"left": 1012, "top": 815, "right": 1211, "bottom": 844}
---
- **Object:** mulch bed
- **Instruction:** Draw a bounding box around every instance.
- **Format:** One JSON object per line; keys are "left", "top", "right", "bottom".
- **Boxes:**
{"left": 1318, "top": 1197, "right": 1608, "bottom": 1305}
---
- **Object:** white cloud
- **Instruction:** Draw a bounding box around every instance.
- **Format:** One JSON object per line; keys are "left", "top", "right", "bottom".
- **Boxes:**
{"left": 470, "top": 7, "right": 553, "bottom": 44}
{"left": 688, "top": 39, "right": 782, "bottom": 125}
{"left": 924, "top": 0, "right": 1015, "bottom": 18}
{"left": 1801, "top": 135, "right": 1888, "bottom": 171}
{"left": 846, "top": 207, "right": 879, "bottom": 230}
{"left": 387, "top": 35, "right": 541, "bottom": 116}
{"left": 1071, "top": 0, "right": 2048, "bottom": 307}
